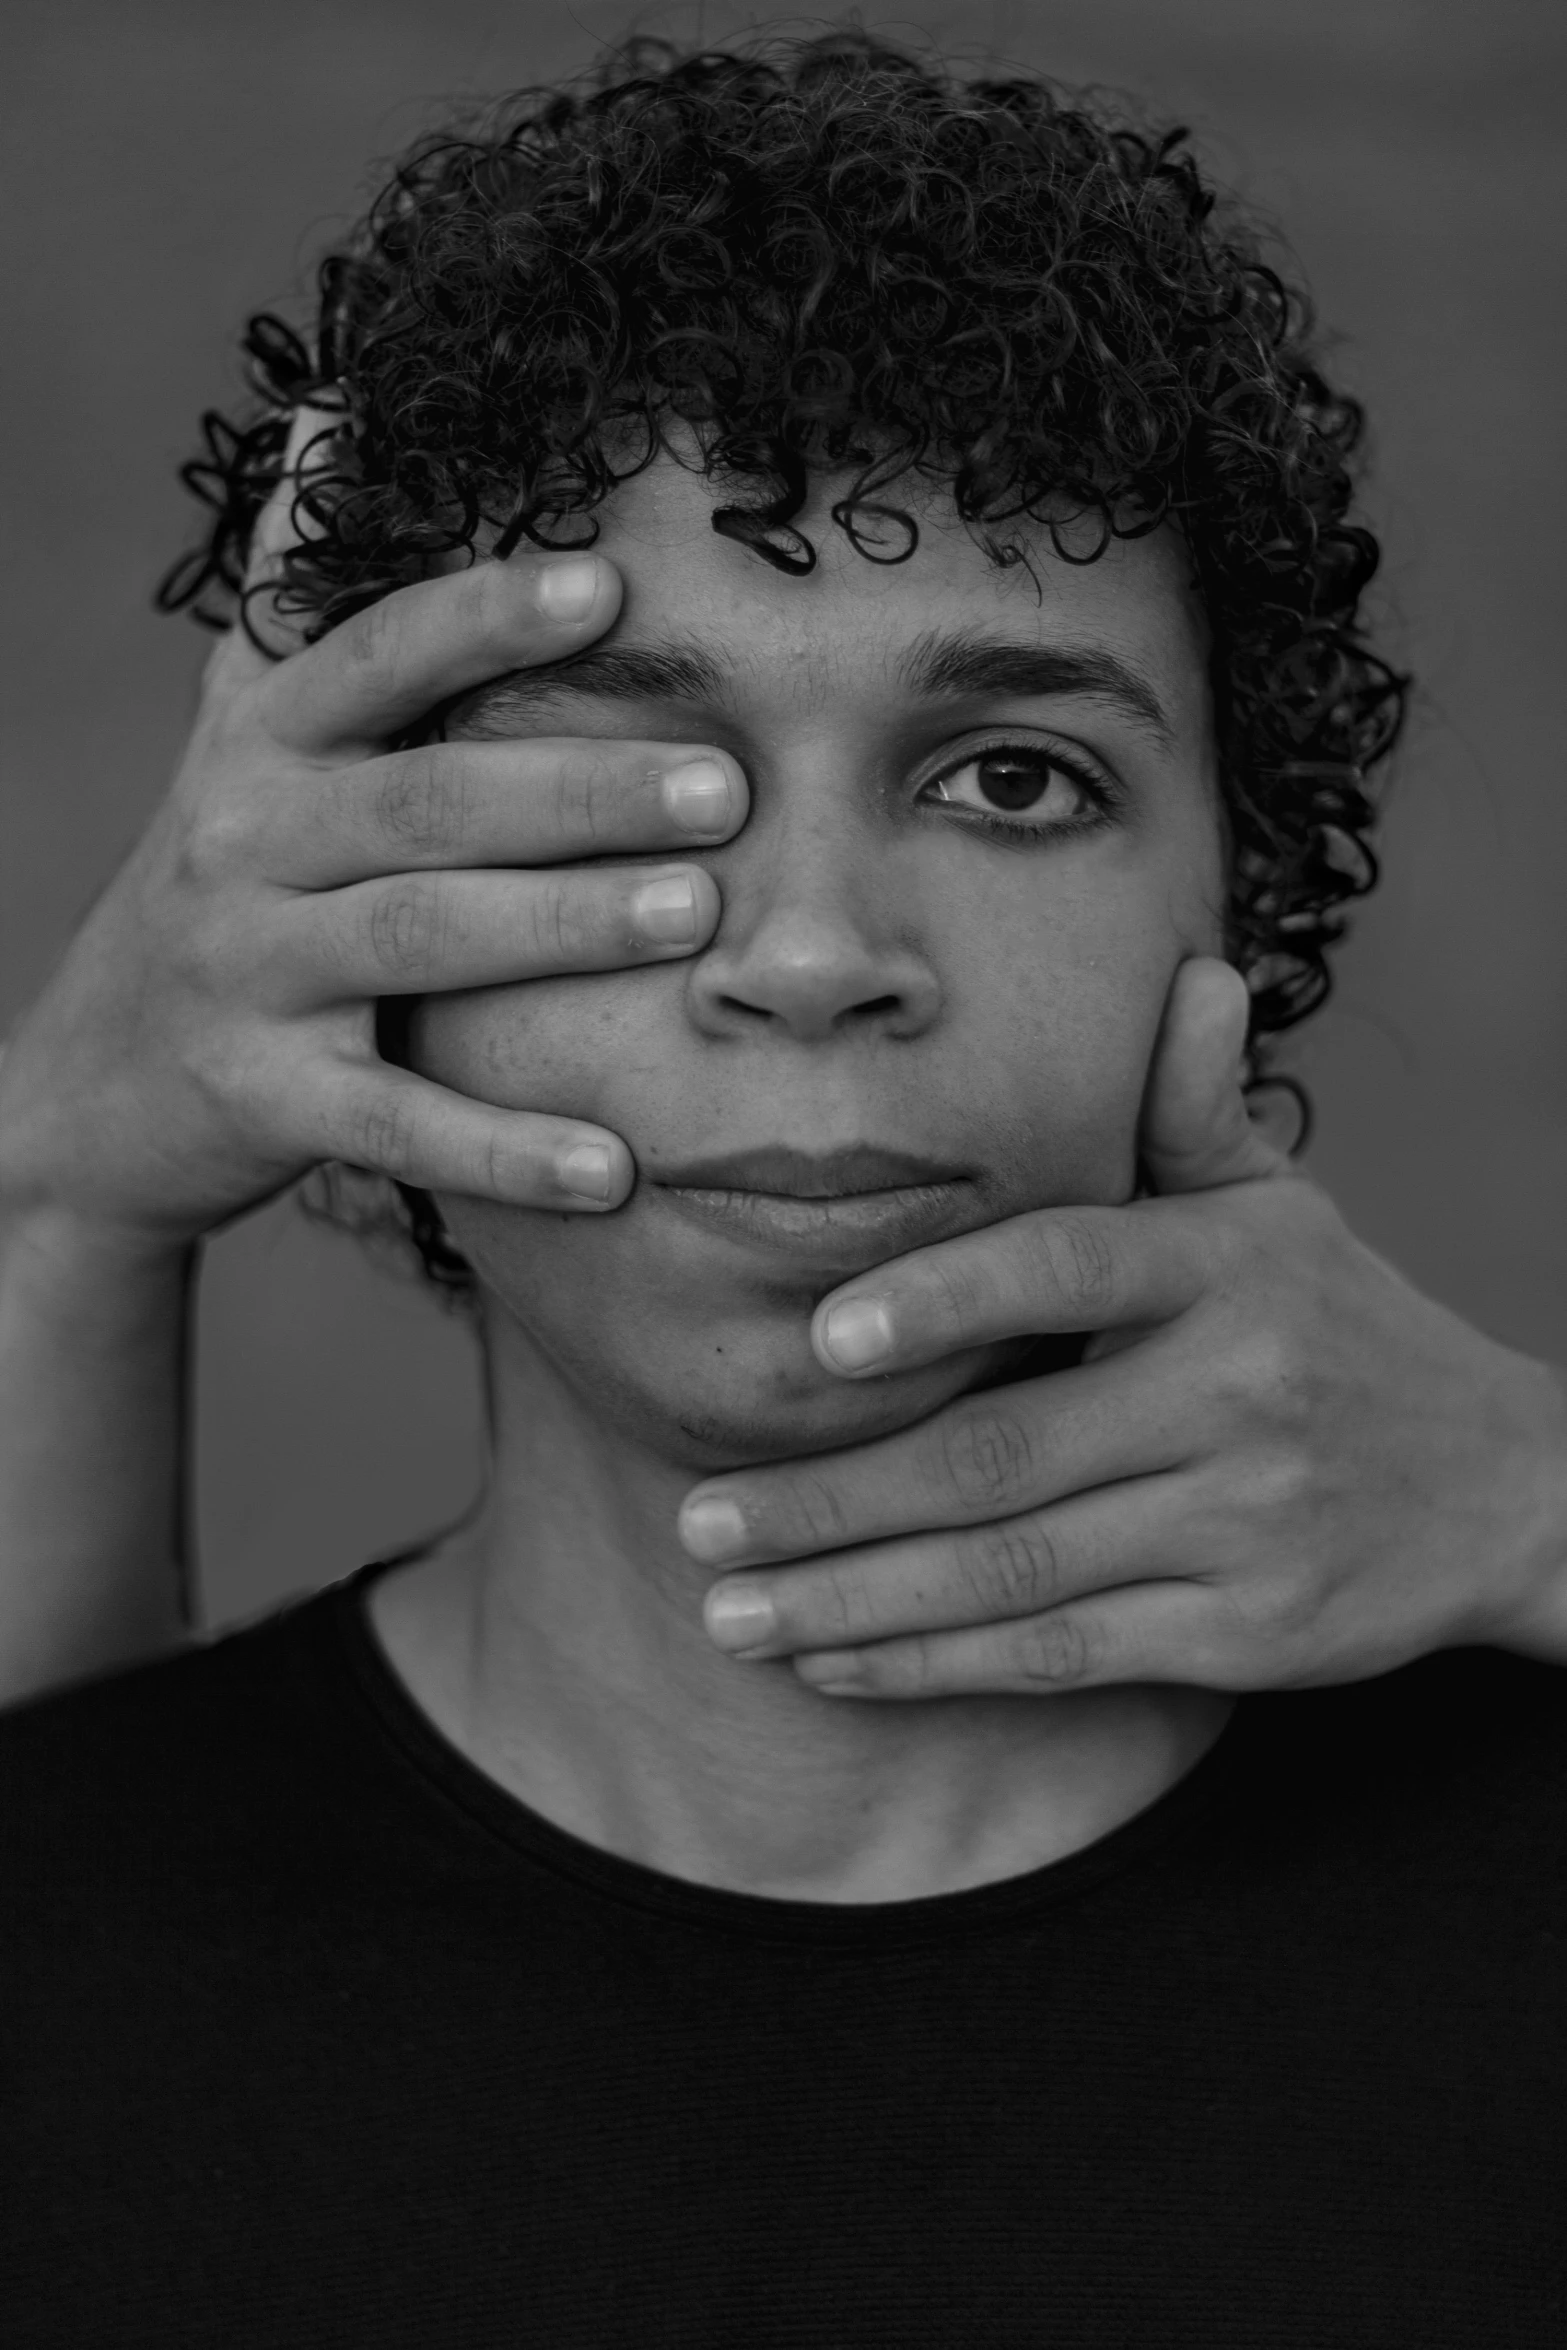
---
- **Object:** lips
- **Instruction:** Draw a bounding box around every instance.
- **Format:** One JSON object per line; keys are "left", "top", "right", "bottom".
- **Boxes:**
{"left": 650, "top": 1144, "right": 972, "bottom": 1197}
{"left": 649, "top": 1143, "right": 976, "bottom": 1269}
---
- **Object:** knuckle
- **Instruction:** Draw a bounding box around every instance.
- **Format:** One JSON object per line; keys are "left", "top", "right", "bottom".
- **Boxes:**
{"left": 524, "top": 876, "right": 589, "bottom": 967}
{"left": 339, "top": 590, "right": 408, "bottom": 689}
{"left": 366, "top": 878, "right": 447, "bottom": 982}
{"left": 468, "top": 1121, "right": 510, "bottom": 1201}
{"left": 546, "top": 754, "right": 610, "bottom": 847}
{"left": 777, "top": 1470, "right": 853, "bottom": 1556}
{"left": 1219, "top": 1548, "right": 1318, "bottom": 1652}
{"left": 376, "top": 749, "right": 469, "bottom": 857}
{"left": 1214, "top": 1330, "right": 1307, "bottom": 1425}
{"left": 171, "top": 792, "right": 260, "bottom": 890}
{"left": 1013, "top": 1610, "right": 1096, "bottom": 1690}
{"left": 343, "top": 1091, "right": 419, "bottom": 1180}
{"left": 962, "top": 1514, "right": 1062, "bottom": 1617}
{"left": 1037, "top": 1213, "right": 1120, "bottom": 1325}
{"left": 920, "top": 1251, "right": 989, "bottom": 1343}
{"left": 813, "top": 1559, "right": 873, "bottom": 1642}
{"left": 929, "top": 1403, "right": 1038, "bottom": 1514}
{"left": 1190, "top": 1461, "right": 1321, "bottom": 1645}
{"left": 1249, "top": 1444, "right": 1315, "bottom": 1519}
{"left": 1250, "top": 1574, "right": 1317, "bottom": 1647}
{"left": 880, "top": 1635, "right": 940, "bottom": 1697}
{"left": 450, "top": 561, "right": 519, "bottom": 651}
{"left": 182, "top": 1028, "right": 255, "bottom": 1121}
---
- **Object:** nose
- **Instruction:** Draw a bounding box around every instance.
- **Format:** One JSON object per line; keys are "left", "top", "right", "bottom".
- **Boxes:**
{"left": 686, "top": 793, "right": 943, "bottom": 1046}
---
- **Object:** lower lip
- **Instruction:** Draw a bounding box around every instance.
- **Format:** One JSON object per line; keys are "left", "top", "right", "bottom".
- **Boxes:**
{"left": 654, "top": 1180, "right": 972, "bottom": 1265}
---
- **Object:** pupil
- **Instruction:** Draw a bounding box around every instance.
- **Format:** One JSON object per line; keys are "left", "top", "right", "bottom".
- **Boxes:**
{"left": 977, "top": 755, "right": 1048, "bottom": 812}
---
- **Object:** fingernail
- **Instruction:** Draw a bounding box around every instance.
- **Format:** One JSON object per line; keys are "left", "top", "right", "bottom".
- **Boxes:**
{"left": 820, "top": 1297, "right": 894, "bottom": 1371}
{"left": 680, "top": 1494, "right": 750, "bottom": 1563}
{"left": 535, "top": 557, "right": 601, "bottom": 623}
{"left": 704, "top": 1585, "right": 777, "bottom": 1654}
{"left": 633, "top": 874, "right": 698, "bottom": 945}
{"left": 559, "top": 1141, "right": 613, "bottom": 1202}
{"left": 796, "top": 1656, "right": 864, "bottom": 1694}
{"left": 662, "top": 759, "right": 735, "bottom": 836}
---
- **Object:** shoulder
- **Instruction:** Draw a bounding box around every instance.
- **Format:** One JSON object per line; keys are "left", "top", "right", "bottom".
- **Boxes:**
{"left": 0, "top": 1580, "right": 362, "bottom": 1873}
{"left": 1247, "top": 1645, "right": 1567, "bottom": 1864}
{"left": 1282, "top": 1642, "right": 1566, "bottom": 1765}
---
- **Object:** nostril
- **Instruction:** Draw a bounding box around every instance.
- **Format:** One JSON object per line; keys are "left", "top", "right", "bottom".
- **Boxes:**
{"left": 716, "top": 990, "right": 903, "bottom": 1028}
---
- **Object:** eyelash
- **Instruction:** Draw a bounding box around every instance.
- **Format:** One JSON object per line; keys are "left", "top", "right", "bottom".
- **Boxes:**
{"left": 918, "top": 734, "right": 1123, "bottom": 845}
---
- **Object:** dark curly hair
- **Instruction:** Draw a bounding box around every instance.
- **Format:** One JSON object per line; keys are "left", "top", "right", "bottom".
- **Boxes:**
{"left": 160, "top": 29, "right": 1406, "bottom": 1292}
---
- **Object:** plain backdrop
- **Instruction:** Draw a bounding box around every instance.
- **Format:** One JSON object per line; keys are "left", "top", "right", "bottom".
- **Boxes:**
{"left": 3, "top": 0, "right": 1564, "bottom": 1628}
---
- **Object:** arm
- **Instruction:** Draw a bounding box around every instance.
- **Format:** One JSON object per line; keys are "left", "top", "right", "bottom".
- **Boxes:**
{"left": 0, "top": 1204, "right": 192, "bottom": 1697}
{"left": 9, "top": 940, "right": 1566, "bottom": 1709}
{"left": 8, "top": 584, "right": 1565, "bottom": 1704}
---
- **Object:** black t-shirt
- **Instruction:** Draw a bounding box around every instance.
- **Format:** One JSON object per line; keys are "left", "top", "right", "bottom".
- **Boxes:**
{"left": 1, "top": 1570, "right": 1564, "bottom": 2348}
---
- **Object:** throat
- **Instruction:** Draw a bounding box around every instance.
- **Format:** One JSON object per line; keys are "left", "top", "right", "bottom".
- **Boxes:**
{"left": 367, "top": 1560, "right": 1233, "bottom": 1907}
{"left": 367, "top": 1304, "right": 1231, "bottom": 1904}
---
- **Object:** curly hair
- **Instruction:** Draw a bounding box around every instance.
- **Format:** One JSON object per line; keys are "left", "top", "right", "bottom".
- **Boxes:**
{"left": 160, "top": 30, "right": 1406, "bottom": 1291}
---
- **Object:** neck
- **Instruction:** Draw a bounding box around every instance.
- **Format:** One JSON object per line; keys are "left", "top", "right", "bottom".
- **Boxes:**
{"left": 372, "top": 1307, "right": 1231, "bottom": 1903}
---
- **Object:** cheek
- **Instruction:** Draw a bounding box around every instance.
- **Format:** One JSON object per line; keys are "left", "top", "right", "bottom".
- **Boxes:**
{"left": 968, "top": 980, "right": 1145, "bottom": 1205}
{"left": 408, "top": 971, "right": 661, "bottom": 1120}
{"left": 946, "top": 856, "right": 1217, "bottom": 1203}
{"left": 410, "top": 808, "right": 1222, "bottom": 1208}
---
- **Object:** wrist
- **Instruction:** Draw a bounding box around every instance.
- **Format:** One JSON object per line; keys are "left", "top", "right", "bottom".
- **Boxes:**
{"left": 0, "top": 1027, "right": 210, "bottom": 1269}
{"left": 0, "top": 1193, "right": 197, "bottom": 1306}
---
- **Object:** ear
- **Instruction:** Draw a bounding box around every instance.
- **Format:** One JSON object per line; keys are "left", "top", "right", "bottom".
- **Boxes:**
{"left": 201, "top": 399, "right": 348, "bottom": 698}
{"left": 1139, "top": 957, "right": 1289, "bottom": 1195}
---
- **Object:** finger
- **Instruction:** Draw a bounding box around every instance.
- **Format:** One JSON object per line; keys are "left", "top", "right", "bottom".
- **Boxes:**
{"left": 261, "top": 555, "right": 624, "bottom": 756}
{"left": 802, "top": 1198, "right": 1213, "bottom": 1382}
{"left": 701, "top": 1469, "right": 1193, "bottom": 1657}
{"left": 680, "top": 1336, "right": 1197, "bottom": 1569}
{"left": 1140, "top": 957, "right": 1287, "bottom": 1193}
{"left": 268, "top": 737, "right": 747, "bottom": 889}
{"left": 286, "top": 861, "right": 722, "bottom": 997}
{"left": 788, "top": 1582, "right": 1229, "bottom": 1699}
{"left": 294, "top": 1058, "right": 635, "bottom": 1209}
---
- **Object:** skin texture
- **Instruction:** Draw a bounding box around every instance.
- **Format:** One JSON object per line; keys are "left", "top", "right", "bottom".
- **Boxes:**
{"left": 692, "top": 1135, "right": 1567, "bottom": 1699}
{"left": 0, "top": 414, "right": 750, "bottom": 1695}
{"left": 371, "top": 456, "right": 1241, "bottom": 1900}
{"left": 1, "top": 432, "right": 1563, "bottom": 1731}
{"left": 418, "top": 467, "right": 1224, "bottom": 1465}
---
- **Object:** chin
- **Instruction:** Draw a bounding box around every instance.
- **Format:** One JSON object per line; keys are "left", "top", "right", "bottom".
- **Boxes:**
{"left": 665, "top": 1385, "right": 939, "bottom": 1472}
{"left": 569, "top": 1325, "right": 1031, "bottom": 1475}
{"left": 454, "top": 1208, "right": 1047, "bottom": 1473}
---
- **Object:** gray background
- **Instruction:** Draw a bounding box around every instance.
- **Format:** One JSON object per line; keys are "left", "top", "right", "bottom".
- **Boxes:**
{"left": 3, "top": 0, "right": 1563, "bottom": 1628}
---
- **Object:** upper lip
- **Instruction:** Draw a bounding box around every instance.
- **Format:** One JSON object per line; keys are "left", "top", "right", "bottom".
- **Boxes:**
{"left": 650, "top": 1145, "right": 972, "bottom": 1198}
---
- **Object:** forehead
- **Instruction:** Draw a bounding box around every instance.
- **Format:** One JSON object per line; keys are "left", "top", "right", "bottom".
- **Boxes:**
{"left": 563, "top": 455, "right": 1210, "bottom": 732}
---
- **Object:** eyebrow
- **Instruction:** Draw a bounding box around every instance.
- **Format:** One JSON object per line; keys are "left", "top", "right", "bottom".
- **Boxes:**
{"left": 896, "top": 628, "right": 1176, "bottom": 750}
{"left": 457, "top": 643, "right": 728, "bottom": 725}
{"left": 459, "top": 625, "right": 1175, "bottom": 748}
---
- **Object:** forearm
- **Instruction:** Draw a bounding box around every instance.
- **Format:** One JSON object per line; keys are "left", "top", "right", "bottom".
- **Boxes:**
{"left": 0, "top": 1202, "right": 194, "bottom": 1705}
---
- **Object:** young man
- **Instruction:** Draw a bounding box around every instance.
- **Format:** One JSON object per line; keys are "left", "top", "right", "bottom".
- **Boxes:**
{"left": 1, "top": 35, "right": 1565, "bottom": 2344}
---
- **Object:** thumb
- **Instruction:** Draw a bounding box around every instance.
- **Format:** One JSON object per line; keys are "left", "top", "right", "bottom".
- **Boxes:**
{"left": 1139, "top": 957, "right": 1288, "bottom": 1194}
